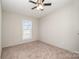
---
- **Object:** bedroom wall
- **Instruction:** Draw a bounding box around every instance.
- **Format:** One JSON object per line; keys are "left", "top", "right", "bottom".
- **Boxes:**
{"left": 2, "top": 11, "right": 39, "bottom": 48}
{"left": 0, "top": 0, "right": 2, "bottom": 57}
{"left": 39, "top": 1, "right": 79, "bottom": 53}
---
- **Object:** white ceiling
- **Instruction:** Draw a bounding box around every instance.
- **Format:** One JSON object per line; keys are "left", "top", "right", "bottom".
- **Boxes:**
{"left": 2, "top": 0, "right": 72, "bottom": 18}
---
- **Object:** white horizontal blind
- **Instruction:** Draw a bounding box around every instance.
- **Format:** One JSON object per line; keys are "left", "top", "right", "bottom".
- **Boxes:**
{"left": 23, "top": 20, "right": 32, "bottom": 40}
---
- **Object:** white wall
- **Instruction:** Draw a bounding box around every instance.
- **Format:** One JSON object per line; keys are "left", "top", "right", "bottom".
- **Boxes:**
{"left": 0, "top": 0, "right": 2, "bottom": 57}
{"left": 40, "top": 1, "right": 79, "bottom": 53}
{"left": 2, "top": 11, "right": 39, "bottom": 48}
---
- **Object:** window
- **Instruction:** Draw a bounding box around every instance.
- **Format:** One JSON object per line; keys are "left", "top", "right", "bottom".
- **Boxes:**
{"left": 23, "top": 20, "right": 32, "bottom": 40}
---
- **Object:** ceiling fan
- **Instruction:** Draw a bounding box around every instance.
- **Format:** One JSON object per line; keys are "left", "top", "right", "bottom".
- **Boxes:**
{"left": 29, "top": 0, "right": 52, "bottom": 11}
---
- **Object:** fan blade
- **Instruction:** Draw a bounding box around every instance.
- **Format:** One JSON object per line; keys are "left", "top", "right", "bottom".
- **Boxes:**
{"left": 29, "top": 0, "right": 36, "bottom": 4}
{"left": 32, "top": 6, "right": 37, "bottom": 9}
{"left": 44, "top": 3, "right": 52, "bottom": 6}
{"left": 42, "top": 0, "right": 44, "bottom": 2}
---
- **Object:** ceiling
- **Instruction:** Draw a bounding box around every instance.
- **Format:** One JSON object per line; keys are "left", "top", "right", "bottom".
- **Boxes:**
{"left": 2, "top": 0, "right": 72, "bottom": 19}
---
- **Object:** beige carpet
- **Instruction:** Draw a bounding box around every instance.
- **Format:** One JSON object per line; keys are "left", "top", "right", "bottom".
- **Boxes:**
{"left": 1, "top": 41, "right": 79, "bottom": 59}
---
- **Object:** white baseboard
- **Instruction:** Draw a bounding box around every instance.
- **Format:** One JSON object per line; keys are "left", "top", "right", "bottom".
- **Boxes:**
{"left": 73, "top": 51, "right": 79, "bottom": 54}
{"left": 2, "top": 39, "right": 37, "bottom": 48}
{"left": 40, "top": 39, "right": 79, "bottom": 54}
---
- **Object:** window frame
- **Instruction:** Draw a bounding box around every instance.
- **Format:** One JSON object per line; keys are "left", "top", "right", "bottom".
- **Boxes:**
{"left": 22, "top": 20, "right": 32, "bottom": 40}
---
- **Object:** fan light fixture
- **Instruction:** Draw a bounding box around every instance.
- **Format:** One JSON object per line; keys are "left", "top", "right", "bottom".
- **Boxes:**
{"left": 37, "top": 4, "right": 43, "bottom": 10}
{"left": 29, "top": 0, "right": 52, "bottom": 11}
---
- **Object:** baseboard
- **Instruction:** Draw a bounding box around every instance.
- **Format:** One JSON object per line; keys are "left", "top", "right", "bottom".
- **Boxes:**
{"left": 39, "top": 40, "right": 79, "bottom": 54}
{"left": 2, "top": 39, "right": 37, "bottom": 48}
{"left": 73, "top": 51, "right": 79, "bottom": 54}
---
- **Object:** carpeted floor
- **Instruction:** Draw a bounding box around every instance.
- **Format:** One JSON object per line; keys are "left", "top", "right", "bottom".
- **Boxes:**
{"left": 1, "top": 41, "right": 79, "bottom": 59}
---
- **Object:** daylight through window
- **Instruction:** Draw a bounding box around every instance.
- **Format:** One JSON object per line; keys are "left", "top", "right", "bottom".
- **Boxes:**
{"left": 23, "top": 20, "right": 32, "bottom": 40}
